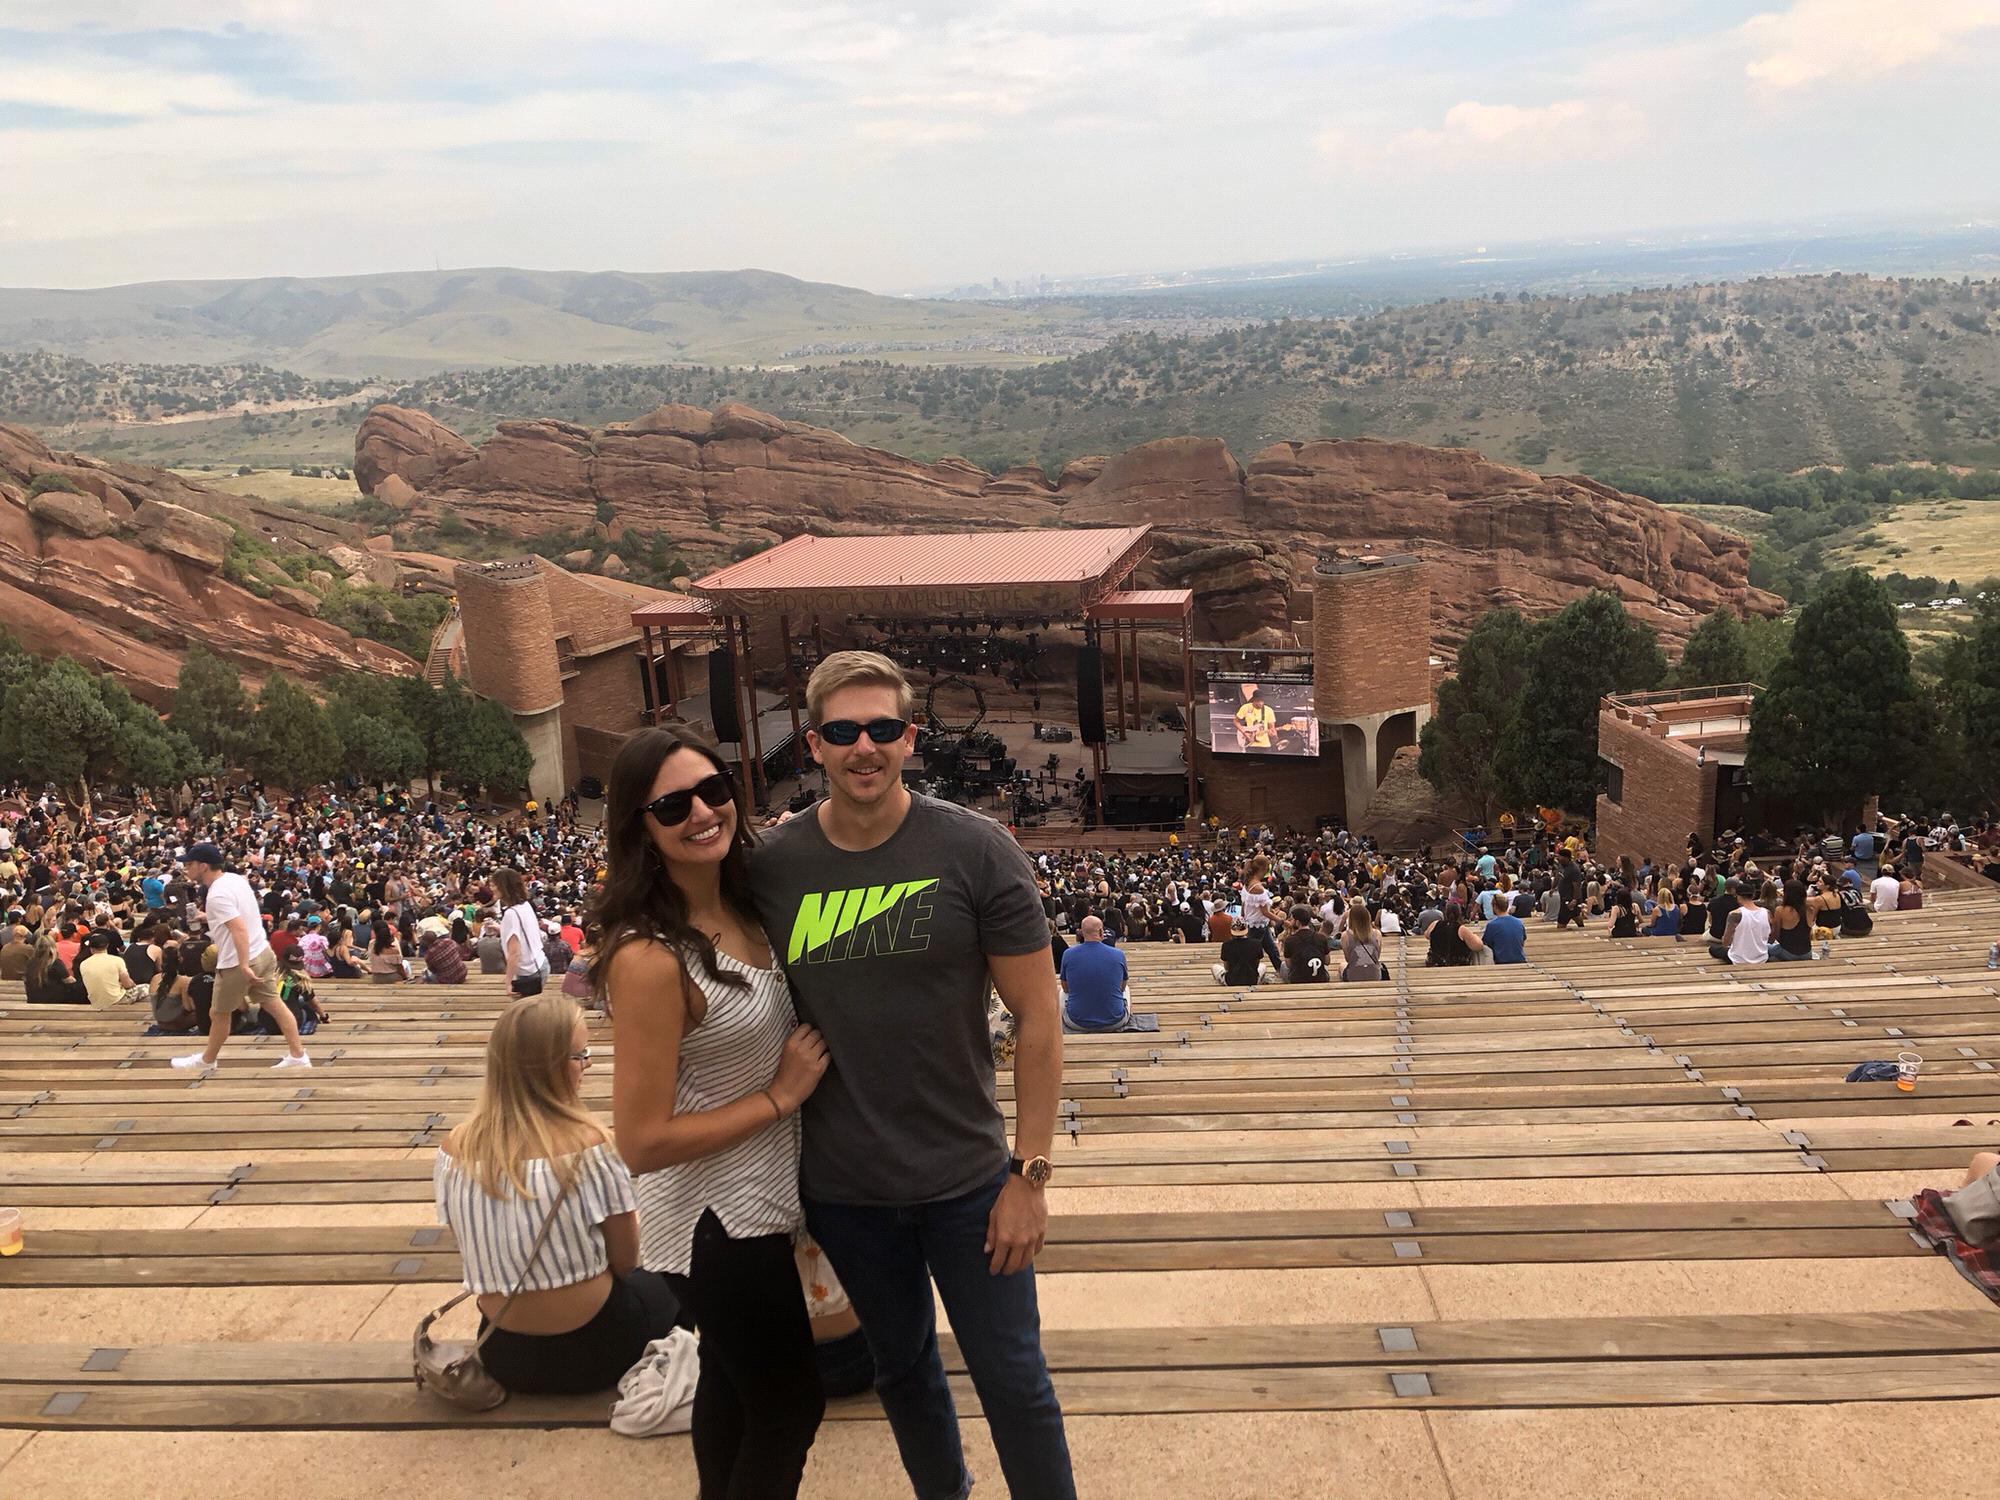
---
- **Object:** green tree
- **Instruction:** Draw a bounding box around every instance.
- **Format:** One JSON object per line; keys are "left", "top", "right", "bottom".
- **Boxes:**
{"left": 1674, "top": 606, "right": 1751, "bottom": 688}
{"left": 1417, "top": 607, "right": 1535, "bottom": 821}
{"left": 1497, "top": 591, "right": 1667, "bottom": 812}
{"left": 442, "top": 691, "right": 534, "bottom": 797}
{"left": 172, "top": 646, "right": 256, "bottom": 768}
{"left": 94, "top": 675, "right": 207, "bottom": 791}
{"left": 0, "top": 656, "right": 117, "bottom": 805}
{"left": 332, "top": 706, "right": 425, "bottom": 788}
{"left": 1949, "top": 595, "right": 2000, "bottom": 805}
{"left": 1747, "top": 569, "right": 1917, "bottom": 818}
{"left": 249, "top": 672, "right": 340, "bottom": 792}
{"left": 1742, "top": 613, "right": 1794, "bottom": 685}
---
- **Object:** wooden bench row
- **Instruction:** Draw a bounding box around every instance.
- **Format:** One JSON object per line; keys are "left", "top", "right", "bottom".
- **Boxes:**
{"left": 10, "top": 1309, "right": 2000, "bottom": 1426}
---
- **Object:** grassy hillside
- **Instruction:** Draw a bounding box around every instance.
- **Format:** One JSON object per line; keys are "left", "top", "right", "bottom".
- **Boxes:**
{"left": 0, "top": 267, "right": 1093, "bottom": 375}
{"left": 13, "top": 274, "right": 2000, "bottom": 482}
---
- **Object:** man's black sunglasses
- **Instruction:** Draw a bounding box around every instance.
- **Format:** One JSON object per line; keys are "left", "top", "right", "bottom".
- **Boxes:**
{"left": 814, "top": 717, "right": 909, "bottom": 747}
{"left": 641, "top": 772, "right": 735, "bottom": 828}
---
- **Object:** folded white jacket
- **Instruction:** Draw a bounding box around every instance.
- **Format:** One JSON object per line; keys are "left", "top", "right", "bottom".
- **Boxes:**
{"left": 609, "top": 1329, "right": 699, "bottom": 1438}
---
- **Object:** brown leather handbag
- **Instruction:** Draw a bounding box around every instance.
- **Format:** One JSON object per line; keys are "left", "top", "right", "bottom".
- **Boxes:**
{"left": 413, "top": 1178, "right": 573, "bottom": 1410}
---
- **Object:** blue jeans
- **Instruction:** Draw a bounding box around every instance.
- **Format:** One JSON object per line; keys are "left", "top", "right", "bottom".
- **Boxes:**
{"left": 805, "top": 1166, "right": 1075, "bottom": 1500}
{"left": 1767, "top": 942, "right": 1812, "bottom": 961}
{"left": 1250, "top": 924, "right": 1281, "bottom": 969}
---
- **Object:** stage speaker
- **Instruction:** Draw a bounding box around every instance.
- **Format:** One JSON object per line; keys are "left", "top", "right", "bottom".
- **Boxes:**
{"left": 1077, "top": 646, "right": 1105, "bottom": 745}
{"left": 577, "top": 775, "right": 604, "bottom": 800}
{"left": 709, "top": 651, "right": 742, "bottom": 743}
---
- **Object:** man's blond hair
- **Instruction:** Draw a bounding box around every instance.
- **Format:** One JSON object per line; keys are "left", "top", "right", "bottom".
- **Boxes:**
{"left": 807, "top": 649, "right": 913, "bottom": 725}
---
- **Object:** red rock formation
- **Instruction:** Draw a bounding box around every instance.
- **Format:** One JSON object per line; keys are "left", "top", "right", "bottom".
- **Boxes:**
{"left": 0, "top": 424, "right": 418, "bottom": 704}
{"left": 352, "top": 405, "right": 474, "bottom": 497}
{"left": 356, "top": 403, "right": 1782, "bottom": 650}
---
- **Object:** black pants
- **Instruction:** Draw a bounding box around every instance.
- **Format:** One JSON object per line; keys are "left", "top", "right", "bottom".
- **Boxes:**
{"left": 662, "top": 1278, "right": 879, "bottom": 1401}
{"left": 479, "top": 1268, "right": 679, "bottom": 1396}
{"left": 678, "top": 1209, "right": 824, "bottom": 1500}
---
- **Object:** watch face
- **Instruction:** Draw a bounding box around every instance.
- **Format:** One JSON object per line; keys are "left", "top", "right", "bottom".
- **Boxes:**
{"left": 1025, "top": 1156, "right": 1053, "bottom": 1186}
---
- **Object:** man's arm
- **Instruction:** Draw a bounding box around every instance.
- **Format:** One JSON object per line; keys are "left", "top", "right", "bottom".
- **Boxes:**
{"left": 987, "top": 947, "right": 1061, "bottom": 1276}
{"left": 228, "top": 915, "right": 257, "bottom": 966}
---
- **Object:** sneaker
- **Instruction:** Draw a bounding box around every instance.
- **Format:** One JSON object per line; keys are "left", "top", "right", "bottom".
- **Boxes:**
{"left": 170, "top": 1053, "right": 217, "bottom": 1074}
{"left": 270, "top": 1053, "right": 313, "bottom": 1070}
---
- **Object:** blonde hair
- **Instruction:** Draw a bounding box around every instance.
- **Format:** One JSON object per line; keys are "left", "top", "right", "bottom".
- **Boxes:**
{"left": 806, "top": 649, "right": 913, "bottom": 726}
{"left": 1346, "top": 899, "right": 1375, "bottom": 943}
{"left": 452, "top": 993, "right": 605, "bottom": 1199}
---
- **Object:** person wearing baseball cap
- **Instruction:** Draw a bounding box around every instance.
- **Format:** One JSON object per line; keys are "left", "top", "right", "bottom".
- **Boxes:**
{"left": 171, "top": 843, "right": 310, "bottom": 1075}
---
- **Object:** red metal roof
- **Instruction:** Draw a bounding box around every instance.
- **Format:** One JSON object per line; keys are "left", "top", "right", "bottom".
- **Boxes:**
{"left": 630, "top": 595, "right": 713, "bottom": 627}
{"left": 694, "top": 528, "right": 1151, "bottom": 595}
{"left": 1087, "top": 588, "right": 1193, "bottom": 622}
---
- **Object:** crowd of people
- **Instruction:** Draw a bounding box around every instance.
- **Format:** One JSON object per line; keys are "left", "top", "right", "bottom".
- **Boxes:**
{"left": 9, "top": 661, "right": 2000, "bottom": 1496}
{"left": 0, "top": 778, "right": 602, "bottom": 1067}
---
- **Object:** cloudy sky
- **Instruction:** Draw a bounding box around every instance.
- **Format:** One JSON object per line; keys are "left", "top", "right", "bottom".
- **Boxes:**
{"left": 2, "top": 0, "right": 1995, "bottom": 292}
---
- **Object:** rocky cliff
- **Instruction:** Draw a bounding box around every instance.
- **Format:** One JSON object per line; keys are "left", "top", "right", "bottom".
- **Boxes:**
{"left": 0, "top": 424, "right": 418, "bottom": 705}
{"left": 356, "top": 402, "right": 1781, "bottom": 651}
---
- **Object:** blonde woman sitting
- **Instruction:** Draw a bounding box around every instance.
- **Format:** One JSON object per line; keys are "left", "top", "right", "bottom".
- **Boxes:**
{"left": 434, "top": 992, "right": 678, "bottom": 1395}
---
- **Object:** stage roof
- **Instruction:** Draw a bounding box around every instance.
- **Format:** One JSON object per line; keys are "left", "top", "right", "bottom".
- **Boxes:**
{"left": 629, "top": 595, "right": 713, "bottom": 627}
{"left": 690, "top": 527, "right": 1152, "bottom": 620}
{"left": 1086, "top": 588, "right": 1193, "bottom": 622}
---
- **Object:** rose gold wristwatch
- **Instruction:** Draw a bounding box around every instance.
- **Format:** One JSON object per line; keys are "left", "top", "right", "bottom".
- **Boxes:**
{"left": 1009, "top": 1155, "right": 1054, "bottom": 1187}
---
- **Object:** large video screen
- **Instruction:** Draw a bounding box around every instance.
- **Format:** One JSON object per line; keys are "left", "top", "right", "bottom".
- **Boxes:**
{"left": 1208, "top": 678, "right": 1319, "bottom": 756}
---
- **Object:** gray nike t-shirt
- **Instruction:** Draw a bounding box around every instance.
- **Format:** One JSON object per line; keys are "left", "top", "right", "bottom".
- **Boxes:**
{"left": 748, "top": 794, "right": 1050, "bottom": 1206}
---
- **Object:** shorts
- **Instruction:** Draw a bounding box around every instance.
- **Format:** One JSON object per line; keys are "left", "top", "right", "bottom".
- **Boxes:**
{"left": 214, "top": 948, "right": 280, "bottom": 1014}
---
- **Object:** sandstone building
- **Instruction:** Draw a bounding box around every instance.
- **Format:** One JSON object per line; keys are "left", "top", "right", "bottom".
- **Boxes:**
{"left": 452, "top": 557, "right": 705, "bottom": 803}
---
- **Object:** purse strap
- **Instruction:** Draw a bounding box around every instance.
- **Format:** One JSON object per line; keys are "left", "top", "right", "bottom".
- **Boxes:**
{"left": 423, "top": 1167, "right": 578, "bottom": 1351}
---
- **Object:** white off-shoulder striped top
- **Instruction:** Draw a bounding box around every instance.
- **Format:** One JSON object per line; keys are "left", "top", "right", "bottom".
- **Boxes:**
{"left": 434, "top": 1141, "right": 636, "bottom": 1295}
{"left": 634, "top": 948, "right": 802, "bottom": 1275}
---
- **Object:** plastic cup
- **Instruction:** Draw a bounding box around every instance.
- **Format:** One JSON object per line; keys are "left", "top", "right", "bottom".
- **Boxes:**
{"left": 1896, "top": 1051, "right": 1923, "bottom": 1093}
{"left": 0, "top": 1207, "right": 21, "bottom": 1257}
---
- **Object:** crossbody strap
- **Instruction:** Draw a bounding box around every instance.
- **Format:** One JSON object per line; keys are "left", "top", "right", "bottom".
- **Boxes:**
{"left": 423, "top": 1169, "right": 578, "bottom": 1352}
{"left": 474, "top": 1171, "right": 578, "bottom": 1351}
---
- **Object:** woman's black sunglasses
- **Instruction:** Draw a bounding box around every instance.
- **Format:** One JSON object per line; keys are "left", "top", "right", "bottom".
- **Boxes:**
{"left": 641, "top": 772, "right": 735, "bottom": 828}
{"left": 814, "top": 717, "right": 909, "bottom": 747}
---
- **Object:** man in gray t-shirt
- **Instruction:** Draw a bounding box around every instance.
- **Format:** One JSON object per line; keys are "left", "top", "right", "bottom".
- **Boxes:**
{"left": 750, "top": 651, "right": 1075, "bottom": 1500}
{"left": 754, "top": 793, "right": 1049, "bottom": 1203}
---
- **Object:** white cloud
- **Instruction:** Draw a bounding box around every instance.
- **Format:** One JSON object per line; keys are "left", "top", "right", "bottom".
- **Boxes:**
{"left": 1319, "top": 96, "right": 1648, "bottom": 172}
{"left": 0, "top": 0, "right": 1996, "bottom": 288}
{"left": 0, "top": 61, "right": 260, "bottom": 116}
{"left": 1741, "top": 0, "right": 2000, "bottom": 90}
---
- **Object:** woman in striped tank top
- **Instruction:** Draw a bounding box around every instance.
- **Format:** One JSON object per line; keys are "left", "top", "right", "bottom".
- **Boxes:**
{"left": 596, "top": 727, "right": 828, "bottom": 1499}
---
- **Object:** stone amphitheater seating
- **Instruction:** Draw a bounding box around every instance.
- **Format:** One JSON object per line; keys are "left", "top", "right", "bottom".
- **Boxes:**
{"left": 5, "top": 891, "right": 2000, "bottom": 1496}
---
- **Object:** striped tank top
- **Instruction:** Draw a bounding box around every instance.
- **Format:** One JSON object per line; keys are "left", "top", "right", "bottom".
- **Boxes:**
{"left": 635, "top": 948, "right": 802, "bottom": 1275}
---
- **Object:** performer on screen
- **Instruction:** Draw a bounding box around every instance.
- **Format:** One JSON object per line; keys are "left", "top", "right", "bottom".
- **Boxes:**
{"left": 1233, "top": 685, "right": 1276, "bottom": 752}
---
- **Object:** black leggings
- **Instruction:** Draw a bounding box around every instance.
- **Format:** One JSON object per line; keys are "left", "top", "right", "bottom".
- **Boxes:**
{"left": 678, "top": 1209, "right": 824, "bottom": 1500}
{"left": 478, "top": 1268, "right": 678, "bottom": 1396}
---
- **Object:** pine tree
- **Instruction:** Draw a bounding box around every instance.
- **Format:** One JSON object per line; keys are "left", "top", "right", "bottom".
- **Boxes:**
{"left": 1497, "top": 592, "right": 1667, "bottom": 812}
{"left": 1674, "top": 606, "right": 1751, "bottom": 688}
{"left": 1417, "top": 607, "right": 1535, "bottom": 821}
{"left": 172, "top": 646, "right": 255, "bottom": 768}
{"left": 1747, "top": 569, "right": 1917, "bottom": 817}
{"left": 443, "top": 692, "right": 534, "bottom": 797}
{"left": 0, "top": 656, "right": 117, "bottom": 804}
{"left": 249, "top": 672, "right": 340, "bottom": 793}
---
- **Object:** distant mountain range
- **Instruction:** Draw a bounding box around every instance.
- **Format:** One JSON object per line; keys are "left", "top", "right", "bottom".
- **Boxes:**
{"left": 0, "top": 267, "right": 1088, "bottom": 376}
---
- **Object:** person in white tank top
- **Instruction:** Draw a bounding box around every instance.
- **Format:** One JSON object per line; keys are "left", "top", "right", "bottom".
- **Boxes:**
{"left": 1709, "top": 879, "right": 1773, "bottom": 965}
{"left": 597, "top": 728, "right": 830, "bottom": 1500}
